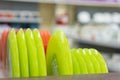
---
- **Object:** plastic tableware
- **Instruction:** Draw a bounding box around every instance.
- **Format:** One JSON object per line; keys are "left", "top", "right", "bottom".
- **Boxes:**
{"left": 1, "top": 30, "right": 9, "bottom": 71}
{"left": 42, "top": 31, "right": 47, "bottom": 52}
{"left": 79, "top": 48, "right": 95, "bottom": 74}
{"left": 40, "top": 30, "right": 50, "bottom": 53}
{"left": 46, "top": 30, "right": 73, "bottom": 75}
{"left": 33, "top": 29, "right": 47, "bottom": 76}
{"left": 90, "top": 49, "right": 108, "bottom": 73}
{"left": 84, "top": 48, "right": 101, "bottom": 73}
{"left": 8, "top": 29, "right": 20, "bottom": 77}
{"left": 44, "top": 31, "right": 50, "bottom": 53}
{"left": 71, "top": 49, "right": 81, "bottom": 74}
{"left": 2, "top": 28, "right": 109, "bottom": 78}
{"left": 25, "top": 29, "right": 39, "bottom": 77}
{"left": 17, "top": 29, "right": 29, "bottom": 77}
{"left": 40, "top": 30, "right": 46, "bottom": 52}
{"left": 74, "top": 49, "right": 88, "bottom": 74}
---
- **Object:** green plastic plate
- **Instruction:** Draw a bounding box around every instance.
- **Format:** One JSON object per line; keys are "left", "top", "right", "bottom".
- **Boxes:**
{"left": 16, "top": 29, "right": 29, "bottom": 77}
{"left": 71, "top": 49, "right": 81, "bottom": 74}
{"left": 75, "top": 49, "right": 88, "bottom": 74}
{"left": 84, "top": 48, "right": 101, "bottom": 73}
{"left": 79, "top": 48, "right": 95, "bottom": 74}
{"left": 25, "top": 29, "right": 39, "bottom": 77}
{"left": 33, "top": 29, "right": 47, "bottom": 76}
{"left": 46, "top": 30, "right": 73, "bottom": 75}
{"left": 90, "top": 49, "right": 108, "bottom": 73}
{"left": 8, "top": 29, "right": 20, "bottom": 77}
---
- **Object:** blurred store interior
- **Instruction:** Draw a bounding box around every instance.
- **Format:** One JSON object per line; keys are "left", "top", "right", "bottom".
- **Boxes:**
{"left": 0, "top": 0, "right": 120, "bottom": 73}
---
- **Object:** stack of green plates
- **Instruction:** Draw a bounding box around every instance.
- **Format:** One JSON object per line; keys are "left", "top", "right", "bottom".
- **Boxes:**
{"left": 6, "top": 29, "right": 108, "bottom": 78}
{"left": 71, "top": 48, "right": 108, "bottom": 74}
{"left": 7, "top": 29, "right": 46, "bottom": 78}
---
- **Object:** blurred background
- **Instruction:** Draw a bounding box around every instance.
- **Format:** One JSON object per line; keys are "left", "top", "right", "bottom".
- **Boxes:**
{"left": 0, "top": 0, "right": 120, "bottom": 72}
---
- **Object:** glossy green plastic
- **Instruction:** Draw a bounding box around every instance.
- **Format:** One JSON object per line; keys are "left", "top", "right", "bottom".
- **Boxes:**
{"left": 74, "top": 49, "right": 88, "bottom": 74}
{"left": 25, "top": 29, "right": 39, "bottom": 77}
{"left": 71, "top": 49, "right": 80, "bottom": 74}
{"left": 84, "top": 48, "right": 101, "bottom": 73}
{"left": 79, "top": 48, "right": 95, "bottom": 74}
{"left": 90, "top": 49, "right": 108, "bottom": 73}
{"left": 16, "top": 29, "right": 29, "bottom": 77}
{"left": 33, "top": 29, "right": 47, "bottom": 76}
{"left": 46, "top": 30, "right": 73, "bottom": 75}
{"left": 8, "top": 29, "right": 20, "bottom": 77}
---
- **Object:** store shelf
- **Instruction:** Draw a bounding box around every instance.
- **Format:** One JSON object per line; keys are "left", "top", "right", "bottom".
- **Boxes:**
{"left": 3, "top": 0, "right": 120, "bottom": 8}
{"left": 0, "top": 18, "right": 41, "bottom": 23}
{"left": 2, "top": 73, "right": 120, "bottom": 80}
{"left": 73, "top": 37, "right": 120, "bottom": 53}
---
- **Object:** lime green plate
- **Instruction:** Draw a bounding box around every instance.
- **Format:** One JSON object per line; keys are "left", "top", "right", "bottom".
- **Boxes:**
{"left": 72, "top": 49, "right": 88, "bottom": 74}
{"left": 25, "top": 29, "right": 39, "bottom": 77}
{"left": 90, "top": 49, "right": 108, "bottom": 73}
{"left": 79, "top": 48, "right": 95, "bottom": 74}
{"left": 71, "top": 49, "right": 80, "bottom": 74}
{"left": 17, "top": 29, "right": 29, "bottom": 77}
{"left": 8, "top": 29, "right": 20, "bottom": 77}
{"left": 84, "top": 48, "right": 101, "bottom": 73}
{"left": 46, "top": 30, "right": 73, "bottom": 75}
{"left": 33, "top": 29, "right": 47, "bottom": 76}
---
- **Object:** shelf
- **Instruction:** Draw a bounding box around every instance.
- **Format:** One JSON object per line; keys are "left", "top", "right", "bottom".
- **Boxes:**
{"left": 0, "top": 18, "right": 41, "bottom": 23}
{"left": 73, "top": 37, "right": 120, "bottom": 53}
{"left": 2, "top": 73, "right": 120, "bottom": 80}
{"left": 3, "top": 0, "right": 120, "bottom": 8}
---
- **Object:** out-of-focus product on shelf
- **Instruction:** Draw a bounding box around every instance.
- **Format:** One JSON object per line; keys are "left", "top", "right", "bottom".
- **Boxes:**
{"left": 101, "top": 52, "right": 120, "bottom": 72}
{"left": 112, "top": 53, "right": 120, "bottom": 61}
{"left": 55, "top": 4, "right": 68, "bottom": 26}
{"left": 77, "top": 11, "right": 91, "bottom": 23}
{"left": 0, "top": 11, "right": 13, "bottom": 19}
{"left": 79, "top": 24, "right": 120, "bottom": 43}
{"left": 56, "top": 13, "right": 69, "bottom": 25}
{"left": 18, "top": 11, "right": 39, "bottom": 20}
{"left": 106, "top": 53, "right": 120, "bottom": 72}
{"left": 93, "top": 12, "right": 112, "bottom": 23}
{"left": 93, "top": 12, "right": 105, "bottom": 23}
{"left": 77, "top": 11, "right": 120, "bottom": 24}
{"left": 104, "top": 13, "right": 112, "bottom": 23}
{"left": 112, "top": 12, "right": 120, "bottom": 23}
{"left": 0, "top": 10, "right": 40, "bottom": 23}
